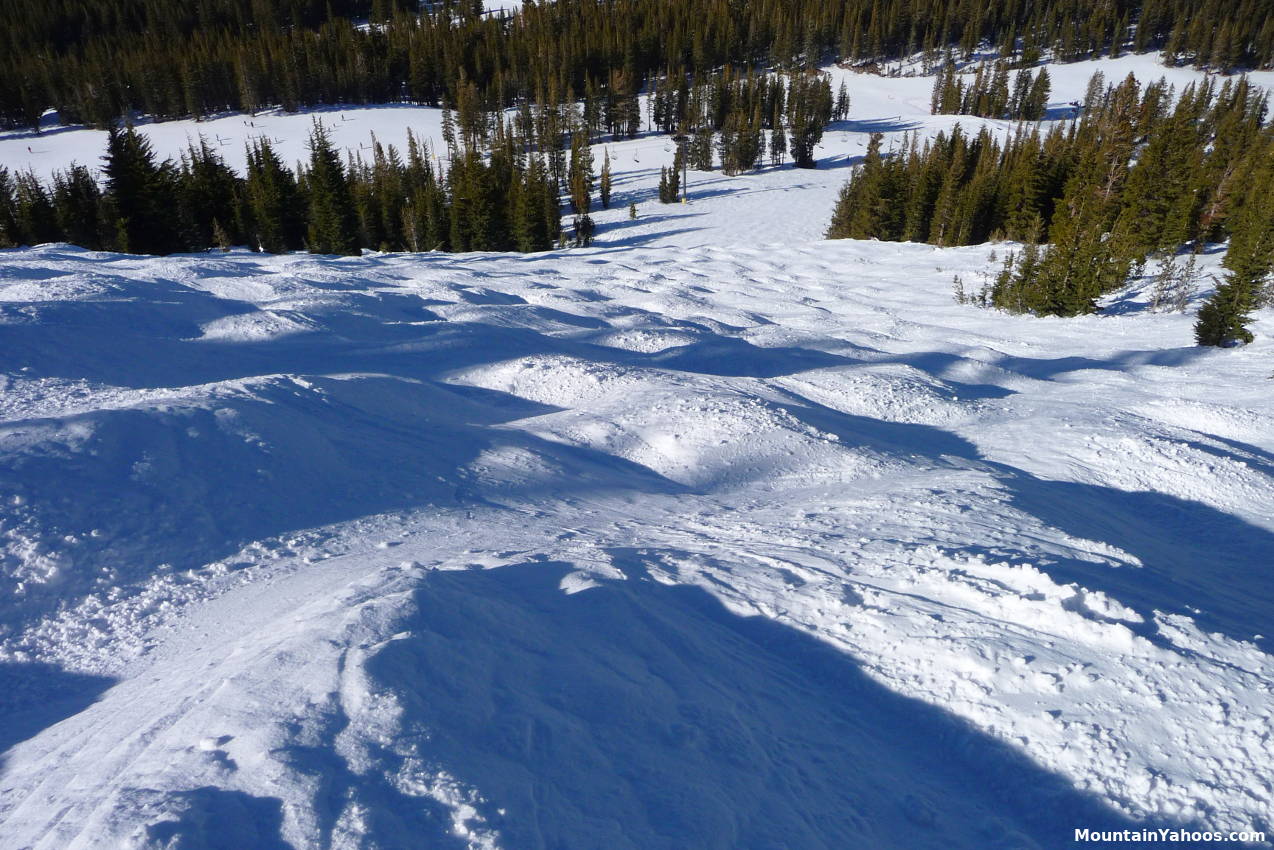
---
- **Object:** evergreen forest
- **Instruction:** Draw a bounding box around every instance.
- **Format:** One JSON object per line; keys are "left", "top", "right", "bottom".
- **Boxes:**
{"left": 827, "top": 71, "right": 1274, "bottom": 345}
{"left": 2, "top": 0, "right": 1273, "bottom": 131}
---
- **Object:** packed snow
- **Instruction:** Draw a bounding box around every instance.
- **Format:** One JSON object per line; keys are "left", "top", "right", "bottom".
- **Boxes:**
{"left": 2, "top": 53, "right": 1273, "bottom": 849}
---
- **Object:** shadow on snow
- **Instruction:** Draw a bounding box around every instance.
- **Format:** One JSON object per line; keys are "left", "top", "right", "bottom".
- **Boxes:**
{"left": 0, "top": 662, "right": 115, "bottom": 774}
{"left": 361, "top": 558, "right": 1189, "bottom": 849}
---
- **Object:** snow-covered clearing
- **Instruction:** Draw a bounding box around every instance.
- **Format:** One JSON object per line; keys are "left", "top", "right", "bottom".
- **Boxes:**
{"left": 6, "top": 51, "right": 1273, "bottom": 248}
{"left": 2, "top": 51, "right": 1273, "bottom": 849}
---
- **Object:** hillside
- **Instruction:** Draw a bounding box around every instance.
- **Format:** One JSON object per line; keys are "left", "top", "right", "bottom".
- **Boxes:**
{"left": 2, "top": 53, "right": 1273, "bottom": 848}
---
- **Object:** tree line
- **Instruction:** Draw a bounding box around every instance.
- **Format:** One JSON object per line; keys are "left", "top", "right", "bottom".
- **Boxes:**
{"left": 0, "top": 66, "right": 849, "bottom": 256}
{"left": 827, "top": 71, "right": 1274, "bottom": 345}
{"left": 0, "top": 118, "right": 566, "bottom": 257}
{"left": 931, "top": 61, "right": 1052, "bottom": 121}
{"left": 3, "top": 0, "right": 1273, "bottom": 132}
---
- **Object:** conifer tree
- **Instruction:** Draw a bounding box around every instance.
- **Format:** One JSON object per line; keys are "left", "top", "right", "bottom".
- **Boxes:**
{"left": 659, "top": 147, "right": 683, "bottom": 203}
{"left": 12, "top": 171, "right": 59, "bottom": 246}
{"left": 834, "top": 82, "right": 851, "bottom": 121}
{"left": 245, "top": 137, "right": 305, "bottom": 253}
{"left": 303, "top": 121, "right": 359, "bottom": 255}
{"left": 0, "top": 167, "right": 18, "bottom": 248}
{"left": 512, "top": 155, "right": 554, "bottom": 252}
{"left": 770, "top": 125, "right": 787, "bottom": 166}
{"left": 102, "top": 125, "right": 183, "bottom": 254}
{"left": 826, "top": 133, "right": 886, "bottom": 239}
{"left": 402, "top": 131, "right": 449, "bottom": 252}
{"left": 5, "top": 0, "right": 1274, "bottom": 136}
{"left": 1025, "top": 68, "right": 1051, "bottom": 120}
{"left": 179, "top": 137, "right": 243, "bottom": 250}
{"left": 1197, "top": 150, "right": 1274, "bottom": 345}
{"left": 787, "top": 72, "right": 833, "bottom": 168}
{"left": 599, "top": 149, "right": 613, "bottom": 209}
{"left": 690, "top": 128, "right": 714, "bottom": 171}
{"left": 1195, "top": 274, "right": 1257, "bottom": 346}
{"left": 568, "top": 130, "right": 594, "bottom": 214}
{"left": 448, "top": 146, "right": 500, "bottom": 252}
{"left": 51, "top": 164, "right": 103, "bottom": 250}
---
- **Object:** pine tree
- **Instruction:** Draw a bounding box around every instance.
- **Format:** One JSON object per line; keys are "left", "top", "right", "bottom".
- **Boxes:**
{"left": 658, "top": 146, "right": 682, "bottom": 203}
{"left": 1197, "top": 151, "right": 1274, "bottom": 344}
{"left": 512, "top": 155, "right": 554, "bottom": 252}
{"left": 690, "top": 128, "right": 714, "bottom": 171}
{"left": 787, "top": 72, "right": 833, "bottom": 168}
{"left": 1112, "top": 94, "right": 1202, "bottom": 260}
{"left": 12, "top": 171, "right": 59, "bottom": 245}
{"left": 826, "top": 133, "right": 886, "bottom": 239}
{"left": 179, "top": 137, "right": 243, "bottom": 250}
{"left": 834, "top": 81, "right": 851, "bottom": 121}
{"left": 102, "top": 125, "right": 183, "bottom": 254}
{"left": 4, "top": 0, "right": 1273, "bottom": 139}
{"left": 599, "top": 149, "right": 613, "bottom": 209}
{"left": 0, "top": 167, "right": 18, "bottom": 248}
{"left": 931, "top": 62, "right": 948, "bottom": 114}
{"left": 303, "top": 121, "right": 359, "bottom": 255}
{"left": 245, "top": 137, "right": 305, "bottom": 253}
{"left": 51, "top": 164, "right": 103, "bottom": 250}
{"left": 1195, "top": 274, "right": 1256, "bottom": 345}
{"left": 568, "top": 130, "right": 594, "bottom": 214}
{"left": 769, "top": 125, "right": 787, "bottom": 166}
{"left": 1024, "top": 68, "right": 1051, "bottom": 121}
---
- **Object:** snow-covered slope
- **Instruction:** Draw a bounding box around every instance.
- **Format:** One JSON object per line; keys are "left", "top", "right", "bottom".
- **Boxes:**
{"left": 1, "top": 236, "right": 1271, "bottom": 848}
{"left": 2, "top": 50, "right": 1273, "bottom": 850}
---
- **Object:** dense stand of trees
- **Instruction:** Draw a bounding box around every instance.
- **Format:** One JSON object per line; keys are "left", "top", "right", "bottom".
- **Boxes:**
{"left": 827, "top": 71, "right": 1274, "bottom": 343}
{"left": 0, "top": 118, "right": 565, "bottom": 256}
{"left": 650, "top": 68, "right": 838, "bottom": 189}
{"left": 2, "top": 0, "right": 1273, "bottom": 131}
{"left": 3, "top": 0, "right": 1272, "bottom": 341}
{"left": 0, "top": 67, "right": 844, "bottom": 256}
{"left": 931, "top": 60, "right": 1051, "bottom": 121}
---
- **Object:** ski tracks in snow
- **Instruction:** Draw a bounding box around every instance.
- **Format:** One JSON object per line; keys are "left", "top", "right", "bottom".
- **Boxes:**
{"left": 1, "top": 241, "right": 1272, "bottom": 846}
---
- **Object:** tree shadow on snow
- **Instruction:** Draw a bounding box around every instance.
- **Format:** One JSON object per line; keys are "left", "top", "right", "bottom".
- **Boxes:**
{"left": 831, "top": 117, "right": 926, "bottom": 134}
{"left": 769, "top": 385, "right": 1274, "bottom": 650}
{"left": 600, "top": 225, "right": 708, "bottom": 248}
{"left": 0, "top": 661, "right": 115, "bottom": 773}
{"left": 4, "top": 249, "right": 1270, "bottom": 650}
{"left": 362, "top": 559, "right": 1186, "bottom": 850}
{"left": 1003, "top": 479, "right": 1274, "bottom": 651}
{"left": 878, "top": 347, "right": 1209, "bottom": 388}
{"left": 644, "top": 336, "right": 856, "bottom": 377}
{"left": 141, "top": 787, "right": 295, "bottom": 850}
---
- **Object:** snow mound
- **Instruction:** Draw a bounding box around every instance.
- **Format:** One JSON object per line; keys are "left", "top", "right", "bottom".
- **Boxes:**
{"left": 1, "top": 205, "right": 1272, "bottom": 846}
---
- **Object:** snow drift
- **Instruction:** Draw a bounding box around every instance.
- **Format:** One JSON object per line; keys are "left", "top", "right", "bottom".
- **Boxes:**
{"left": 0, "top": 237, "right": 1271, "bottom": 848}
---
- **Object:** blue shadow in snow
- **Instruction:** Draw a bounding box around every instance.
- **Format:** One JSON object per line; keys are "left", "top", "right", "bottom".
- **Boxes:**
{"left": 1006, "top": 479, "right": 1274, "bottom": 651}
{"left": 769, "top": 385, "right": 1274, "bottom": 651}
{"left": 831, "top": 117, "right": 926, "bottom": 134}
{"left": 143, "top": 787, "right": 296, "bottom": 850}
{"left": 644, "top": 336, "right": 856, "bottom": 378}
{"left": 0, "top": 662, "right": 115, "bottom": 772}
{"left": 362, "top": 559, "right": 1188, "bottom": 849}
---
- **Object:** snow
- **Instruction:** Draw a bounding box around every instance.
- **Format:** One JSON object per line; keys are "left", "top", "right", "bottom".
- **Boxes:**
{"left": 6, "top": 50, "right": 1273, "bottom": 245}
{"left": 2, "top": 52, "right": 1274, "bottom": 848}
